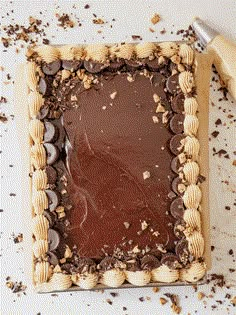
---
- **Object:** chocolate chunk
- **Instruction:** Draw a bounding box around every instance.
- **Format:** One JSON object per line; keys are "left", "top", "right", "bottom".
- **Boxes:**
{"left": 44, "top": 143, "right": 60, "bottom": 165}
{"left": 42, "top": 60, "right": 61, "bottom": 75}
{"left": 169, "top": 134, "right": 185, "bottom": 155}
{"left": 38, "top": 77, "right": 50, "bottom": 96}
{"left": 161, "top": 253, "right": 181, "bottom": 269}
{"left": 77, "top": 258, "right": 96, "bottom": 273}
{"left": 141, "top": 254, "right": 161, "bottom": 270}
{"left": 84, "top": 60, "right": 108, "bottom": 73}
{"left": 175, "top": 238, "right": 190, "bottom": 264}
{"left": 151, "top": 73, "right": 167, "bottom": 100}
{"left": 170, "top": 197, "right": 184, "bottom": 219}
{"left": 174, "top": 220, "right": 185, "bottom": 239}
{"left": 171, "top": 93, "right": 185, "bottom": 113}
{"left": 45, "top": 165, "right": 57, "bottom": 185}
{"left": 45, "top": 189, "right": 60, "bottom": 212}
{"left": 47, "top": 251, "right": 59, "bottom": 266}
{"left": 99, "top": 256, "right": 120, "bottom": 271}
{"left": 125, "top": 59, "right": 142, "bottom": 71}
{"left": 37, "top": 106, "right": 50, "bottom": 120}
{"left": 62, "top": 60, "right": 83, "bottom": 71}
{"left": 171, "top": 156, "right": 182, "bottom": 174}
{"left": 108, "top": 59, "right": 125, "bottom": 72}
{"left": 55, "top": 241, "right": 67, "bottom": 259}
{"left": 171, "top": 176, "right": 184, "bottom": 196}
{"left": 170, "top": 114, "right": 184, "bottom": 134}
{"left": 43, "top": 210, "right": 57, "bottom": 227}
{"left": 48, "top": 228, "right": 60, "bottom": 251}
{"left": 61, "top": 263, "right": 73, "bottom": 273}
{"left": 44, "top": 121, "right": 59, "bottom": 143}
{"left": 52, "top": 119, "right": 66, "bottom": 151}
{"left": 146, "top": 58, "right": 161, "bottom": 71}
{"left": 166, "top": 74, "right": 179, "bottom": 94}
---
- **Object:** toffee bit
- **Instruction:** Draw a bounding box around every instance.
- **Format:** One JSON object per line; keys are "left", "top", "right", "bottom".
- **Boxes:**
{"left": 156, "top": 103, "right": 165, "bottom": 113}
{"left": 151, "top": 13, "right": 161, "bottom": 25}
{"left": 93, "top": 18, "right": 105, "bottom": 25}
{"left": 197, "top": 292, "right": 205, "bottom": 300}
{"left": 152, "top": 287, "right": 159, "bottom": 293}
{"left": 160, "top": 297, "right": 168, "bottom": 305}
{"left": 153, "top": 93, "right": 160, "bottom": 103}
{"left": 143, "top": 170, "right": 150, "bottom": 180}
{"left": 110, "top": 91, "right": 117, "bottom": 99}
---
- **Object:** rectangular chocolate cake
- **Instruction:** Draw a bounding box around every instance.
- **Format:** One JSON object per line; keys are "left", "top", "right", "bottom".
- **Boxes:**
{"left": 22, "top": 42, "right": 210, "bottom": 291}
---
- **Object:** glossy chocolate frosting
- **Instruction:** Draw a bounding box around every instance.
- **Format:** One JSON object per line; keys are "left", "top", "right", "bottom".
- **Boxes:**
{"left": 56, "top": 71, "right": 179, "bottom": 259}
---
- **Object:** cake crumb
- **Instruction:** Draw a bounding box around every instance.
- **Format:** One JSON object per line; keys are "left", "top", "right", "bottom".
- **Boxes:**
{"left": 152, "top": 287, "right": 159, "bottom": 293}
{"left": 143, "top": 171, "right": 150, "bottom": 180}
{"left": 151, "top": 13, "right": 161, "bottom": 25}
{"left": 110, "top": 91, "right": 117, "bottom": 99}
{"left": 93, "top": 18, "right": 105, "bottom": 25}
{"left": 149, "top": 27, "right": 155, "bottom": 33}
{"left": 160, "top": 297, "right": 167, "bottom": 305}
{"left": 197, "top": 292, "right": 205, "bottom": 300}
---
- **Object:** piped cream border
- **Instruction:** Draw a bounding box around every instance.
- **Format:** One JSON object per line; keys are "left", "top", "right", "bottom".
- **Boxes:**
{"left": 16, "top": 42, "right": 212, "bottom": 292}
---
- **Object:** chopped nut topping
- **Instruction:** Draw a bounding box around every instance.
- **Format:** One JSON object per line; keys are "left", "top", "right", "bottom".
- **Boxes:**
{"left": 141, "top": 220, "right": 148, "bottom": 230}
{"left": 153, "top": 93, "right": 160, "bottom": 103}
{"left": 153, "top": 231, "right": 160, "bottom": 237}
{"left": 151, "top": 13, "right": 161, "bottom": 25}
{"left": 156, "top": 103, "right": 165, "bottom": 113}
{"left": 197, "top": 292, "right": 205, "bottom": 300}
{"left": 171, "top": 304, "right": 181, "bottom": 314}
{"left": 56, "top": 206, "right": 65, "bottom": 213}
{"left": 152, "top": 116, "right": 159, "bottom": 124}
{"left": 162, "top": 111, "right": 169, "bottom": 124}
{"left": 110, "top": 91, "right": 117, "bottom": 99}
{"left": 123, "top": 222, "right": 130, "bottom": 229}
{"left": 160, "top": 297, "right": 168, "bottom": 305}
{"left": 132, "top": 245, "right": 140, "bottom": 253}
{"left": 127, "top": 75, "right": 134, "bottom": 82}
{"left": 143, "top": 171, "right": 150, "bottom": 180}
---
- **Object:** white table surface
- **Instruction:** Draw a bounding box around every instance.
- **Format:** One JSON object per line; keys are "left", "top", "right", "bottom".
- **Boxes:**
{"left": 0, "top": 1, "right": 236, "bottom": 314}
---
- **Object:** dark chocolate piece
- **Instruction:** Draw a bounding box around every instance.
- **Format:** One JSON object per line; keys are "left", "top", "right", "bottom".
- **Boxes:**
{"left": 45, "top": 165, "right": 57, "bottom": 185}
{"left": 175, "top": 238, "right": 190, "bottom": 264}
{"left": 125, "top": 59, "right": 142, "bottom": 71}
{"left": 42, "top": 60, "right": 61, "bottom": 75}
{"left": 37, "top": 106, "right": 50, "bottom": 120}
{"left": 170, "top": 113, "right": 184, "bottom": 134}
{"left": 174, "top": 220, "right": 185, "bottom": 239}
{"left": 62, "top": 60, "right": 83, "bottom": 71}
{"left": 141, "top": 254, "right": 161, "bottom": 270}
{"left": 108, "top": 59, "right": 125, "bottom": 72}
{"left": 45, "top": 189, "right": 60, "bottom": 212}
{"left": 38, "top": 77, "right": 50, "bottom": 96}
{"left": 76, "top": 258, "right": 96, "bottom": 273}
{"left": 44, "top": 121, "right": 59, "bottom": 143}
{"left": 84, "top": 60, "right": 108, "bottom": 73}
{"left": 44, "top": 143, "right": 60, "bottom": 165}
{"left": 161, "top": 253, "right": 181, "bottom": 269}
{"left": 170, "top": 197, "right": 184, "bottom": 219}
{"left": 48, "top": 228, "right": 60, "bottom": 251}
{"left": 169, "top": 134, "right": 185, "bottom": 155}
{"left": 99, "top": 257, "right": 121, "bottom": 271}
{"left": 47, "top": 251, "right": 59, "bottom": 266}
{"left": 171, "top": 93, "right": 185, "bottom": 113}
{"left": 43, "top": 210, "right": 57, "bottom": 227}
{"left": 166, "top": 74, "right": 179, "bottom": 94}
{"left": 146, "top": 58, "right": 162, "bottom": 71}
{"left": 171, "top": 156, "right": 182, "bottom": 174}
{"left": 171, "top": 176, "right": 184, "bottom": 196}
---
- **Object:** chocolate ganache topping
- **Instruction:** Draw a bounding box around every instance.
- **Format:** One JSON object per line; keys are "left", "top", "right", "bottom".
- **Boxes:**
{"left": 53, "top": 70, "right": 180, "bottom": 259}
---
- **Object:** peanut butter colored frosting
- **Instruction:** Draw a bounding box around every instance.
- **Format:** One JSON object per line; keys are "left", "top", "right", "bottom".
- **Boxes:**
{"left": 32, "top": 169, "right": 48, "bottom": 190}
{"left": 158, "top": 42, "right": 178, "bottom": 57}
{"left": 101, "top": 269, "right": 126, "bottom": 288}
{"left": 85, "top": 44, "right": 108, "bottom": 62}
{"left": 179, "top": 71, "right": 194, "bottom": 94}
{"left": 183, "top": 209, "right": 201, "bottom": 230}
{"left": 30, "top": 144, "right": 46, "bottom": 170}
{"left": 26, "top": 62, "right": 38, "bottom": 91}
{"left": 184, "top": 97, "right": 198, "bottom": 115}
{"left": 180, "top": 261, "right": 206, "bottom": 282}
{"left": 183, "top": 184, "right": 202, "bottom": 209}
{"left": 186, "top": 231, "right": 204, "bottom": 258}
{"left": 184, "top": 115, "right": 199, "bottom": 136}
{"left": 49, "top": 273, "right": 72, "bottom": 291}
{"left": 109, "top": 43, "right": 134, "bottom": 60}
{"left": 125, "top": 270, "right": 151, "bottom": 286}
{"left": 59, "top": 45, "right": 83, "bottom": 60}
{"left": 183, "top": 161, "right": 200, "bottom": 184}
{"left": 72, "top": 273, "right": 98, "bottom": 289}
{"left": 34, "top": 45, "right": 60, "bottom": 63}
{"left": 32, "top": 215, "right": 49, "bottom": 240}
{"left": 136, "top": 42, "right": 156, "bottom": 58}
{"left": 32, "top": 240, "right": 48, "bottom": 258}
{"left": 34, "top": 261, "right": 52, "bottom": 284}
{"left": 32, "top": 190, "right": 48, "bottom": 214}
{"left": 28, "top": 91, "right": 44, "bottom": 118}
{"left": 179, "top": 44, "right": 194, "bottom": 65}
{"left": 29, "top": 119, "right": 45, "bottom": 143}
{"left": 151, "top": 265, "right": 179, "bottom": 283}
{"left": 184, "top": 136, "right": 200, "bottom": 161}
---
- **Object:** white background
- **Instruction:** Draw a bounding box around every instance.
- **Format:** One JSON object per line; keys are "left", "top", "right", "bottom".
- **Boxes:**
{"left": 0, "top": 1, "right": 236, "bottom": 314}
